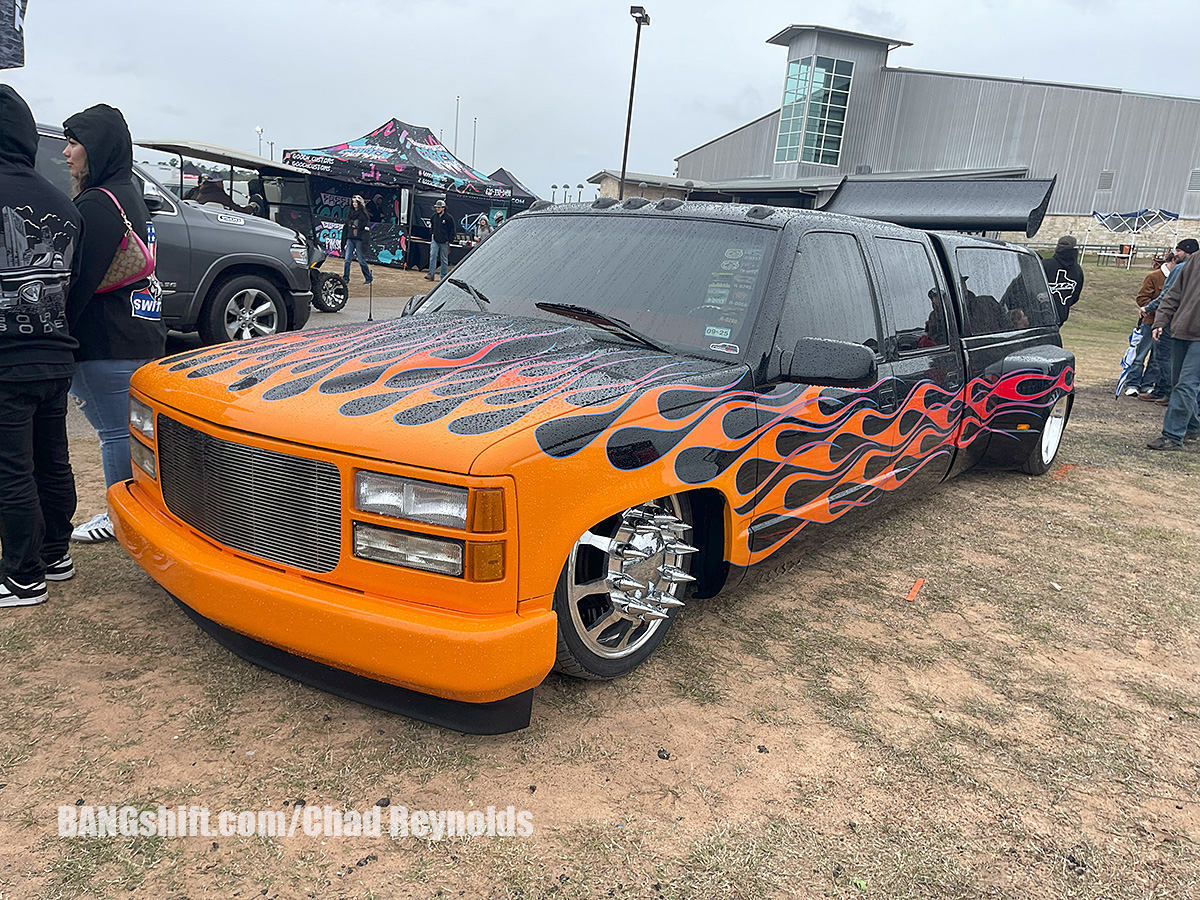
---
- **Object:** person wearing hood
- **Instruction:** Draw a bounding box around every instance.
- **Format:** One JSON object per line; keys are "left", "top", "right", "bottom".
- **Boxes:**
{"left": 0, "top": 86, "right": 82, "bottom": 607}
{"left": 1042, "top": 235, "right": 1084, "bottom": 325}
{"left": 61, "top": 103, "right": 166, "bottom": 544}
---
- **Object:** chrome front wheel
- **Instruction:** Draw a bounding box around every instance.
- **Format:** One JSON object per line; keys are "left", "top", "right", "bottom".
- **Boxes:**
{"left": 553, "top": 494, "right": 696, "bottom": 679}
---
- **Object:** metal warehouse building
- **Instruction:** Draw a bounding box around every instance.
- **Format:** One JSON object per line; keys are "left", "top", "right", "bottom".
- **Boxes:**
{"left": 594, "top": 25, "right": 1200, "bottom": 238}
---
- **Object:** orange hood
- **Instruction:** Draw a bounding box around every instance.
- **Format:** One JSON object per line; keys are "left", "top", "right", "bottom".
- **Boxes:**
{"left": 133, "top": 315, "right": 752, "bottom": 475}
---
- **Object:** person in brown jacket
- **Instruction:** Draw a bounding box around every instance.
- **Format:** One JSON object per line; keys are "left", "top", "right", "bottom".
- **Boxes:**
{"left": 1146, "top": 251, "right": 1200, "bottom": 450}
{"left": 1123, "top": 254, "right": 1175, "bottom": 395}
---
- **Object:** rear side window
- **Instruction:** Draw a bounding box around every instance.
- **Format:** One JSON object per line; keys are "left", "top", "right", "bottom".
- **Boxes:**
{"left": 874, "top": 237, "right": 949, "bottom": 352}
{"left": 955, "top": 247, "right": 1057, "bottom": 334}
{"left": 782, "top": 231, "right": 881, "bottom": 352}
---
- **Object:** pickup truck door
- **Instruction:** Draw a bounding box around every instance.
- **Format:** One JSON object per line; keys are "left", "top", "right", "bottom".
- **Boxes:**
{"left": 938, "top": 242, "right": 1071, "bottom": 476}
{"left": 869, "top": 235, "right": 966, "bottom": 493}
{"left": 134, "top": 171, "right": 192, "bottom": 322}
{"left": 743, "top": 230, "right": 899, "bottom": 563}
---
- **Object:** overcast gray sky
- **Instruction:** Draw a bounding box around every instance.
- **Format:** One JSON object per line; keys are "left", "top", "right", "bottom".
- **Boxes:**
{"left": 6, "top": 0, "right": 1197, "bottom": 198}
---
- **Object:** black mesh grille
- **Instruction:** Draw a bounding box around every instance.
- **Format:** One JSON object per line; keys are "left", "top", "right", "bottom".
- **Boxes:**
{"left": 156, "top": 415, "right": 342, "bottom": 573}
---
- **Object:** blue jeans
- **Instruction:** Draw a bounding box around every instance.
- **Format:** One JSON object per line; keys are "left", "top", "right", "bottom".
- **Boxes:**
{"left": 1126, "top": 322, "right": 1160, "bottom": 391}
{"left": 1152, "top": 328, "right": 1173, "bottom": 396}
{"left": 342, "top": 239, "right": 371, "bottom": 282}
{"left": 71, "top": 359, "right": 153, "bottom": 489}
{"left": 1161, "top": 338, "right": 1200, "bottom": 443}
{"left": 429, "top": 240, "right": 450, "bottom": 280}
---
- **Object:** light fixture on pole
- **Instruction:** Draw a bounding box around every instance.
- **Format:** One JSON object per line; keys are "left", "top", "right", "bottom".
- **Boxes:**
{"left": 577, "top": 183, "right": 584, "bottom": 202}
{"left": 551, "top": 184, "right": 559, "bottom": 203}
{"left": 618, "top": 6, "right": 650, "bottom": 201}
{"left": 267, "top": 140, "right": 275, "bottom": 161}
{"left": 255, "top": 125, "right": 264, "bottom": 156}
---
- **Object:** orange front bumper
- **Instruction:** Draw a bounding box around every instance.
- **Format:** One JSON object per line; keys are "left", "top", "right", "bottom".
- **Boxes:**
{"left": 108, "top": 480, "right": 557, "bottom": 727}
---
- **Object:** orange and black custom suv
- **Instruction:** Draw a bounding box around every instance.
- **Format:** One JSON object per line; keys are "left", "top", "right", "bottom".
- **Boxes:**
{"left": 110, "top": 199, "right": 1073, "bottom": 732}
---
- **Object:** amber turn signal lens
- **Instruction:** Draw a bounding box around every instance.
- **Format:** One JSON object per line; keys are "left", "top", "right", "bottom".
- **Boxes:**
{"left": 466, "top": 541, "right": 505, "bottom": 582}
{"left": 470, "top": 488, "right": 505, "bottom": 533}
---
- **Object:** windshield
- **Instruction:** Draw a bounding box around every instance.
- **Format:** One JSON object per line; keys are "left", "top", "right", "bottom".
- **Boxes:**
{"left": 418, "top": 213, "right": 778, "bottom": 361}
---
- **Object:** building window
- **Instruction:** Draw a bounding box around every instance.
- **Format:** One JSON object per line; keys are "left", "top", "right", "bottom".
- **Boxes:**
{"left": 775, "top": 56, "right": 854, "bottom": 166}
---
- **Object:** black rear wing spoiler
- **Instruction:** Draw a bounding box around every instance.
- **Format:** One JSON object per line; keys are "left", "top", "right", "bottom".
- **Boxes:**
{"left": 819, "top": 177, "right": 1056, "bottom": 238}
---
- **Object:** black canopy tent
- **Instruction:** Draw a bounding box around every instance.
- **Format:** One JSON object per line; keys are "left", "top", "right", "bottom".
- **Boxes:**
{"left": 489, "top": 168, "right": 540, "bottom": 213}
{"left": 284, "top": 119, "right": 512, "bottom": 268}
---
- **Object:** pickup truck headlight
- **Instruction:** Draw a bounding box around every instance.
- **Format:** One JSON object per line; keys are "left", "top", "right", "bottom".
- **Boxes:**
{"left": 128, "top": 396, "right": 154, "bottom": 441}
{"left": 290, "top": 241, "right": 308, "bottom": 267}
{"left": 354, "top": 523, "right": 464, "bottom": 577}
{"left": 355, "top": 472, "right": 469, "bottom": 530}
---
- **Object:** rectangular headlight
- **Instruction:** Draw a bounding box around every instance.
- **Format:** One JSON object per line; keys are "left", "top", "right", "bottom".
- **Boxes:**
{"left": 130, "top": 437, "right": 156, "bottom": 479}
{"left": 290, "top": 241, "right": 308, "bottom": 267}
{"left": 129, "top": 396, "right": 154, "bottom": 441}
{"left": 355, "top": 471, "right": 468, "bottom": 530}
{"left": 353, "top": 523, "right": 464, "bottom": 576}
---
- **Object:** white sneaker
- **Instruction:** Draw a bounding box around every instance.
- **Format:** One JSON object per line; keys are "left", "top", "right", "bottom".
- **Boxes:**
{"left": 1123, "top": 386, "right": 1141, "bottom": 396}
{"left": 71, "top": 512, "right": 115, "bottom": 543}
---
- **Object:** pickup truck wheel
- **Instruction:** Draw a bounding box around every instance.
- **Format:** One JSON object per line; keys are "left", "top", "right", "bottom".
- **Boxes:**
{"left": 1022, "top": 395, "right": 1071, "bottom": 475}
{"left": 199, "top": 275, "right": 286, "bottom": 344}
{"left": 311, "top": 272, "right": 348, "bottom": 313}
{"left": 553, "top": 494, "right": 696, "bottom": 680}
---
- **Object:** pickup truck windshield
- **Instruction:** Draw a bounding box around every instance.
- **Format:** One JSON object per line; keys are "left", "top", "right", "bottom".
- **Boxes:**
{"left": 419, "top": 214, "right": 777, "bottom": 361}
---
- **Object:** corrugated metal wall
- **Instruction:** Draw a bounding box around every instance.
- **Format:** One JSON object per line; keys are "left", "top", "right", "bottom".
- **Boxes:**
{"left": 676, "top": 50, "right": 1200, "bottom": 218}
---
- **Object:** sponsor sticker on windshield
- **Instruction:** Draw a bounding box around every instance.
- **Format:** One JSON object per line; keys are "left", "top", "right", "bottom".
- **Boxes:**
{"left": 704, "top": 325, "right": 732, "bottom": 339}
{"left": 709, "top": 342, "right": 740, "bottom": 355}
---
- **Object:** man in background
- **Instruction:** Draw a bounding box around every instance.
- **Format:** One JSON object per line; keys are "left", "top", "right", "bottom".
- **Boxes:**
{"left": 426, "top": 199, "right": 455, "bottom": 282}
{"left": 1043, "top": 235, "right": 1084, "bottom": 324}
{"left": 1146, "top": 242, "right": 1200, "bottom": 450}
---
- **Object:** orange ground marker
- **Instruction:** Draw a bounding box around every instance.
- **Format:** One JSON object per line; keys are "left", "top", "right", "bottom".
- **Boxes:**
{"left": 905, "top": 578, "right": 926, "bottom": 602}
{"left": 1052, "top": 463, "right": 1077, "bottom": 481}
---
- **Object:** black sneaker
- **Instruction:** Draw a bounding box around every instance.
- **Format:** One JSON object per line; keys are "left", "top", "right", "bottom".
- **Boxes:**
{"left": 1147, "top": 435, "right": 1184, "bottom": 451}
{"left": 0, "top": 577, "right": 48, "bottom": 608}
{"left": 44, "top": 554, "right": 75, "bottom": 581}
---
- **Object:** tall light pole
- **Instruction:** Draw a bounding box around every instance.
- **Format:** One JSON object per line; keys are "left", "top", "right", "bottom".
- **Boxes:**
{"left": 267, "top": 140, "right": 274, "bottom": 161}
{"left": 618, "top": 6, "right": 650, "bottom": 201}
{"left": 454, "top": 95, "right": 460, "bottom": 154}
{"left": 472, "top": 117, "right": 478, "bottom": 168}
{"left": 255, "top": 125, "right": 264, "bottom": 156}
{"left": 551, "top": 184, "right": 559, "bottom": 203}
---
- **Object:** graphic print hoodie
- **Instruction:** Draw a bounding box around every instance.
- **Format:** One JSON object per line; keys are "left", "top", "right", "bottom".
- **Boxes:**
{"left": 0, "top": 85, "right": 81, "bottom": 379}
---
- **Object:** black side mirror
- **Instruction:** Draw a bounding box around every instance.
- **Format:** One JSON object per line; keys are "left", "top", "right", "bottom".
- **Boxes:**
{"left": 144, "top": 192, "right": 167, "bottom": 213}
{"left": 782, "top": 337, "right": 877, "bottom": 387}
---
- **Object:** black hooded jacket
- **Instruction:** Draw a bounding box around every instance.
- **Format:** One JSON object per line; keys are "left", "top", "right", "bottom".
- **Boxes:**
{"left": 1042, "top": 247, "right": 1084, "bottom": 324}
{"left": 0, "top": 85, "right": 82, "bottom": 379}
{"left": 63, "top": 104, "right": 166, "bottom": 361}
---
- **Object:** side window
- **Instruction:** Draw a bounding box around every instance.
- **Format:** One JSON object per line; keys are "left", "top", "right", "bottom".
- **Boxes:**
{"left": 874, "top": 237, "right": 949, "bottom": 352}
{"left": 782, "top": 231, "right": 882, "bottom": 353}
{"left": 955, "top": 247, "right": 1057, "bottom": 335}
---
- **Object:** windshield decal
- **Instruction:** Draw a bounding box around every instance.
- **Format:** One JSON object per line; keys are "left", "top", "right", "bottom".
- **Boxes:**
{"left": 708, "top": 342, "right": 740, "bottom": 354}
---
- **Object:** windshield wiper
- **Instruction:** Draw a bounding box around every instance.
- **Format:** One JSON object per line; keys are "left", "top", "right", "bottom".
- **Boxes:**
{"left": 534, "top": 302, "right": 671, "bottom": 354}
{"left": 446, "top": 277, "right": 491, "bottom": 311}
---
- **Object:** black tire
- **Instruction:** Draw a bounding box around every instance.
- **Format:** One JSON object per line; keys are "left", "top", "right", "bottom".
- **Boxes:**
{"left": 311, "top": 271, "right": 348, "bottom": 313}
{"left": 1021, "top": 394, "right": 1071, "bottom": 475}
{"left": 553, "top": 493, "right": 695, "bottom": 680}
{"left": 198, "top": 275, "right": 286, "bottom": 344}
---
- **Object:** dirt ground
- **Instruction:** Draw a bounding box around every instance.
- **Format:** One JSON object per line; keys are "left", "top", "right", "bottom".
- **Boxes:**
{"left": 0, "top": 263, "right": 1196, "bottom": 899}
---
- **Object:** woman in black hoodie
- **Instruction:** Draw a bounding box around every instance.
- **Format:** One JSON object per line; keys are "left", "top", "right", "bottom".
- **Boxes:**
{"left": 62, "top": 104, "right": 166, "bottom": 543}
